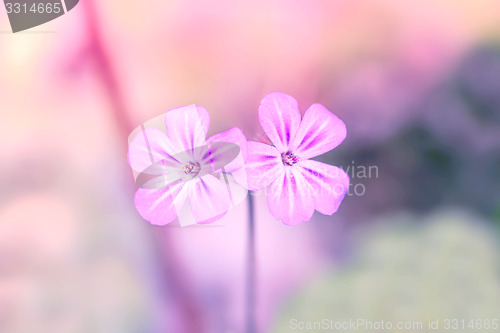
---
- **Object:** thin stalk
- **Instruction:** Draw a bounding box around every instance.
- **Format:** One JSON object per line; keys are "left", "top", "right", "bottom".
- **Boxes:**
{"left": 246, "top": 193, "right": 256, "bottom": 333}
{"left": 83, "top": 2, "right": 205, "bottom": 331}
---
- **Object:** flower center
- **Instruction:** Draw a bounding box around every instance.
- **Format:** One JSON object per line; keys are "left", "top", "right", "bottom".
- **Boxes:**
{"left": 182, "top": 161, "right": 201, "bottom": 175}
{"left": 281, "top": 152, "right": 299, "bottom": 166}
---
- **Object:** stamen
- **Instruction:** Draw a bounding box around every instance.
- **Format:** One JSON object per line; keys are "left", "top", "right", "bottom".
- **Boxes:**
{"left": 182, "top": 161, "right": 200, "bottom": 175}
{"left": 281, "top": 152, "right": 299, "bottom": 166}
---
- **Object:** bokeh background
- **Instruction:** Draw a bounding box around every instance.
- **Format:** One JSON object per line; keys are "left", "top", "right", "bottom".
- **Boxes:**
{"left": 1, "top": 0, "right": 500, "bottom": 332}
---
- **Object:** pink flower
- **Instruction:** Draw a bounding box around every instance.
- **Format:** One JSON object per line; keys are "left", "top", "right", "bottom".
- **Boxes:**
{"left": 127, "top": 105, "right": 247, "bottom": 226}
{"left": 245, "top": 92, "right": 350, "bottom": 225}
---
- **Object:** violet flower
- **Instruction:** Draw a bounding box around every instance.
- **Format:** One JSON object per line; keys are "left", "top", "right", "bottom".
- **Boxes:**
{"left": 127, "top": 105, "right": 247, "bottom": 226}
{"left": 244, "top": 92, "right": 350, "bottom": 225}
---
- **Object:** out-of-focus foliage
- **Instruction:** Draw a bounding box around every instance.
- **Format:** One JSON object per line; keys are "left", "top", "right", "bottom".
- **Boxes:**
{"left": 272, "top": 210, "right": 500, "bottom": 333}
{"left": 326, "top": 44, "right": 500, "bottom": 224}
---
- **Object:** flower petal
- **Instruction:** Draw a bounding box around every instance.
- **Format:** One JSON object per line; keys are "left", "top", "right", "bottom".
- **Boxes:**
{"left": 289, "top": 103, "right": 347, "bottom": 159}
{"left": 267, "top": 167, "right": 314, "bottom": 225}
{"left": 197, "top": 142, "right": 241, "bottom": 174}
{"left": 244, "top": 142, "right": 284, "bottom": 191}
{"left": 258, "top": 92, "right": 301, "bottom": 152}
{"left": 187, "top": 174, "right": 231, "bottom": 224}
{"left": 128, "top": 128, "right": 179, "bottom": 172}
{"left": 164, "top": 105, "right": 210, "bottom": 154}
{"left": 231, "top": 167, "right": 250, "bottom": 190}
{"left": 134, "top": 183, "right": 188, "bottom": 226}
{"left": 196, "top": 212, "right": 227, "bottom": 225}
{"left": 298, "top": 160, "right": 349, "bottom": 215}
{"left": 135, "top": 164, "right": 194, "bottom": 189}
{"left": 218, "top": 172, "right": 249, "bottom": 209}
{"left": 206, "top": 127, "right": 248, "bottom": 172}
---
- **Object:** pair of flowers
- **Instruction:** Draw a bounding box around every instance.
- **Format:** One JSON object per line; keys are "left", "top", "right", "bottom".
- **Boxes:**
{"left": 127, "top": 92, "right": 349, "bottom": 226}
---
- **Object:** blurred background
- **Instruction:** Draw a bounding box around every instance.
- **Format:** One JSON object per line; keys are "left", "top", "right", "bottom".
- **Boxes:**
{"left": 1, "top": 0, "right": 500, "bottom": 332}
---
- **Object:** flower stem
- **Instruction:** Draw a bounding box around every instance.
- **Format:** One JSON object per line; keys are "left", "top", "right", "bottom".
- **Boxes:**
{"left": 246, "top": 193, "right": 256, "bottom": 333}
